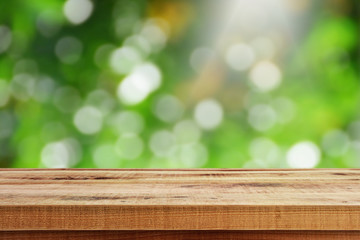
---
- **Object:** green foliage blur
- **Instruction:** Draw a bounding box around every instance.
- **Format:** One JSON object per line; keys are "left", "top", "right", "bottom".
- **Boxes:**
{"left": 0, "top": 0, "right": 359, "bottom": 168}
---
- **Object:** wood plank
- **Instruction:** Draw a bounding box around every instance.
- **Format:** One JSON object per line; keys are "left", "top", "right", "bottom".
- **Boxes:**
{"left": 0, "top": 169, "right": 360, "bottom": 230}
{"left": 1, "top": 230, "right": 360, "bottom": 240}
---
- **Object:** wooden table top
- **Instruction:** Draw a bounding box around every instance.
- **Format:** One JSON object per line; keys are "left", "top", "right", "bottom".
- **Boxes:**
{"left": 1, "top": 169, "right": 360, "bottom": 230}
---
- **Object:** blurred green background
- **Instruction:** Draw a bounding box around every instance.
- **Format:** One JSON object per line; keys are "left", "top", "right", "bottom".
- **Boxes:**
{"left": 0, "top": 0, "right": 359, "bottom": 168}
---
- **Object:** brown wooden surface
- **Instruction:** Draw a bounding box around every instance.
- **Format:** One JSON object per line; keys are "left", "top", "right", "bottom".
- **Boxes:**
{"left": 1, "top": 230, "right": 360, "bottom": 240}
{"left": 0, "top": 169, "right": 360, "bottom": 230}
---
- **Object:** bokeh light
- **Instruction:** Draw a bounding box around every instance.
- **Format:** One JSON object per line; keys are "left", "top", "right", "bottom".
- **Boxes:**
{"left": 0, "top": 0, "right": 358, "bottom": 169}
{"left": 226, "top": 43, "right": 255, "bottom": 71}
{"left": 286, "top": 142, "right": 321, "bottom": 168}
{"left": 194, "top": 99, "right": 224, "bottom": 130}
{"left": 110, "top": 46, "right": 142, "bottom": 75}
{"left": 41, "top": 138, "right": 82, "bottom": 168}
{"left": 153, "top": 94, "right": 184, "bottom": 123}
{"left": 73, "top": 106, "right": 103, "bottom": 135}
{"left": 64, "top": 0, "right": 94, "bottom": 25}
{"left": 250, "top": 61, "right": 282, "bottom": 92}
{"left": 117, "top": 62, "right": 161, "bottom": 105}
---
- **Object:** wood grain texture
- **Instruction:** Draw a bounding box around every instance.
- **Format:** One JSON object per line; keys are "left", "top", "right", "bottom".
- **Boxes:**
{"left": 1, "top": 231, "right": 360, "bottom": 240}
{"left": 0, "top": 169, "right": 360, "bottom": 230}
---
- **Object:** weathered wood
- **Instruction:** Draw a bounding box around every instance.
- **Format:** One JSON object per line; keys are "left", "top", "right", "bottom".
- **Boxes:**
{"left": 0, "top": 169, "right": 360, "bottom": 231}
{"left": 1, "top": 230, "right": 360, "bottom": 240}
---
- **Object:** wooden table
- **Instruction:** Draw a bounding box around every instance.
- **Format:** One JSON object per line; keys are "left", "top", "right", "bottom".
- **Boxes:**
{"left": 0, "top": 169, "right": 360, "bottom": 239}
